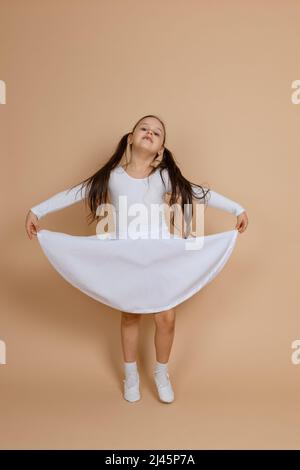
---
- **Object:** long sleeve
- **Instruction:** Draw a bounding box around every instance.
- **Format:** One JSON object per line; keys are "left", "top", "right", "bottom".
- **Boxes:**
{"left": 161, "top": 168, "right": 245, "bottom": 216}
{"left": 30, "top": 182, "right": 88, "bottom": 220}
{"left": 201, "top": 187, "right": 245, "bottom": 216}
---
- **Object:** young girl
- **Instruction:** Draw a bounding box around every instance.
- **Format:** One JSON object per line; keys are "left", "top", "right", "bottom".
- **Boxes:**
{"left": 25, "top": 114, "right": 248, "bottom": 404}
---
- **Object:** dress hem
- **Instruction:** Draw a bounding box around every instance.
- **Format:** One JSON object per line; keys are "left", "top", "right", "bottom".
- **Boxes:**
{"left": 37, "top": 228, "right": 239, "bottom": 314}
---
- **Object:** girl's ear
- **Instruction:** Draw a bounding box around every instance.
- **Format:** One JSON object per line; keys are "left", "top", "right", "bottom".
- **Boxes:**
{"left": 158, "top": 147, "right": 165, "bottom": 157}
{"left": 154, "top": 148, "right": 165, "bottom": 167}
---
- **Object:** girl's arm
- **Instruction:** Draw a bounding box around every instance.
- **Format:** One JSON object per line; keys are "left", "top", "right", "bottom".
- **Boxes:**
{"left": 162, "top": 169, "right": 245, "bottom": 216}
{"left": 30, "top": 182, "right": 87, "bottom": 220}
{"left": 199, "top": 186, "right": 245, "bottom": 216}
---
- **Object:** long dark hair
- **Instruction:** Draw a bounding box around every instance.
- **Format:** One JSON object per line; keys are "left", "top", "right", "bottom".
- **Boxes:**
{"left": 70, "top": 114, "right": 211, "bottom": 237}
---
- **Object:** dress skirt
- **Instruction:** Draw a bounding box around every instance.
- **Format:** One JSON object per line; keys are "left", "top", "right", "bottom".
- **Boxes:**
{"left": 36, "top": 228, "right": 240, "bottom": 314}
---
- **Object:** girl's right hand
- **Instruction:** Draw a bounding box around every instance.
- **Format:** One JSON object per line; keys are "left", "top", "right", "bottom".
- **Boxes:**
{"left": 25, "top": 210, "right": 40, "bottom": 239}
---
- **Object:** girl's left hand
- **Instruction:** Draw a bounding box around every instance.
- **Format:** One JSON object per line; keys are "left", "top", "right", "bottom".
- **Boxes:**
{"left": 236, "top": 211, "right": 248, "bottom": 233}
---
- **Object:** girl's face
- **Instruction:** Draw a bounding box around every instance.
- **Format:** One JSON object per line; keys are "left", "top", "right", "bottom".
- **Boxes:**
{"left": 130, "top": 118, "right": 164, "bottom": 155}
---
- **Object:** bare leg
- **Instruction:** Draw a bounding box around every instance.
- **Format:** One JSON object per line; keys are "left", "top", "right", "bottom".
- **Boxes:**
{"left": 120, "top": 312, "right": 142, "bottom": 362}
{"left": 153, "top": 308, "right": 176, "bottom": 363}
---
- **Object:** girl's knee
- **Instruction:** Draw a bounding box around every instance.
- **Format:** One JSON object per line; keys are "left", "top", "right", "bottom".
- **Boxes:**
{"left": 153, "top": 309, "right": 175, "bottom": 329}
{"left": 121, "top": 311, "right": 142, "bottom": 323}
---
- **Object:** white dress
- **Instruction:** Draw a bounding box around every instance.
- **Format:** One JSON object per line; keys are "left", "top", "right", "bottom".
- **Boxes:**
{"left": 30, "top": 165, "right": 245, "bottom": 314}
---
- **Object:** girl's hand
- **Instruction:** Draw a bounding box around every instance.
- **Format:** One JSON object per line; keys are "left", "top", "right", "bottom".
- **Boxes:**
{"left": 236, "top": 211, "right": 248, "bottom": 234}
{"left": 25, "top": 210, "right": 40, "bottom": 240}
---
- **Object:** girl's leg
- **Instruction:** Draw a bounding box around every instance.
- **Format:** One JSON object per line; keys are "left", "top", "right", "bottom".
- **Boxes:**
{"left": 120, "top": 311, "right": 142, "bottom": 362}
{"left": 121, "top": 312, "right": 142, "bottom": 402}
{"left": 153, "top": 308, "right": 176, "bottom": 403}
{"left": 153, "top": 308, "right": 176, "bottom": 363}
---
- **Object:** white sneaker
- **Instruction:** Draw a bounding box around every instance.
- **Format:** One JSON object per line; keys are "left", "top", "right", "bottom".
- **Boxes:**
{"left": 154, "top": 372, "right": 175, "bottom": 403}
{"left": 123, "top": 374, "right": 141, "bottom": 403}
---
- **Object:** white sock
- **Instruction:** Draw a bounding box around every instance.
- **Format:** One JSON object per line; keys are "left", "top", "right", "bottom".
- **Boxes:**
{"left": 154, "top": 360, "right": 169, "bottom": 386}
{"left": 154, "top": 360, "right": 168, "bottom": 372}
{"left": 124, "top": 361, "right": 139, "bottom": 387}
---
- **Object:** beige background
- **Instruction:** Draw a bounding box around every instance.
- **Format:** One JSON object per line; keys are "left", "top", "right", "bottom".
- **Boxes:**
{"left": 1, "top": 0, "right": 300, "bottom": 450}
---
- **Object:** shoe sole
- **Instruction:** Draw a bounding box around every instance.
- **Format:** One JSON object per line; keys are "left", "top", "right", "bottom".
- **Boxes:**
{"left": 124, "top": 396, "right": 141, "bottom": 403}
